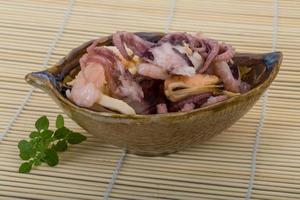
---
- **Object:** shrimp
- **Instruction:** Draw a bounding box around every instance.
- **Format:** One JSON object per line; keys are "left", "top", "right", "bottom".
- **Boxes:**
{"left": 67, "top": 39, "right": 144, "bottom": 114}
{"left": 66, "top": 62, "right": 105, "bottom": 107}
{"left": 212, "top": 61, "right": 241, "bottom": 93}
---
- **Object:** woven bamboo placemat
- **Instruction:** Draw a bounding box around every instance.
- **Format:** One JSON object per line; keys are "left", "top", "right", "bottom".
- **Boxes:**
{"left": 0, "top": 0, "right": 299, "bottom": 199}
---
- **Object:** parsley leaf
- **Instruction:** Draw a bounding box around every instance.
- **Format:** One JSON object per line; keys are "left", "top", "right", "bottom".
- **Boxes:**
{"left": 17, "top": 115, "right": 86, "bottom": 173}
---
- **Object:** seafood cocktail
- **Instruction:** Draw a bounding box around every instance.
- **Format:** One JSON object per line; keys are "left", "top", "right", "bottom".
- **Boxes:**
{"left": 65, "top": 31, "right": 248, "bottom": 115}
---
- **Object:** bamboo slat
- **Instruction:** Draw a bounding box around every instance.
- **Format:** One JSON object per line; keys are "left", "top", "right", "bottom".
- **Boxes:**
{"left": 0, "top": 0, "right": 300, "bottom": 199}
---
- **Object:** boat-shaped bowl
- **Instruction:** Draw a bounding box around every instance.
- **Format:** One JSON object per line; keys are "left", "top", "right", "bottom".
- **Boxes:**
{"left": 25, "top": 32, "right": 282, "bottom": 156}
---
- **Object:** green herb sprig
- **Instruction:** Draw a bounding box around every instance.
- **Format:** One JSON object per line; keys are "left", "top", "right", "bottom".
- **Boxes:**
{"left": 18, "top": 115, "right": 86, "bottom": 173}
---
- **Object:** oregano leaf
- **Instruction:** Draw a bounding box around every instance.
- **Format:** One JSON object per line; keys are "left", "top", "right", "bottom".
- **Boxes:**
{"left": 56, "top": 115, "right": 64, "bottom": 129}
{"left": 18, "top": 115, "right": 86, "bottom": 173}
{"left": 44, "top": 149, "right": 59, "bottom": 167}
{"left": 67, "top": 132, "right": 87, "bottom": 144}
{"left": 18, "top": 140, "right": 34, "bottom": 160}
{"left": 29, "top": 131, "right": 39, "bottom": 138}
{"left": 54, "top": 127, "right": 70, "bottom": 139}
{"left": 53, "top": 140, "right": 68, "bottom": 152}
{"left": 19, "top": 162, "right": 32, "bottom": 173}
{"left": 41, "top": 130, "right": 53, "bottom": 139}
{"left": 35, "top": 116, "right": 49, "bottom": 131}
{"left": 34, "top": 159, "right": 42, "bottom": 166}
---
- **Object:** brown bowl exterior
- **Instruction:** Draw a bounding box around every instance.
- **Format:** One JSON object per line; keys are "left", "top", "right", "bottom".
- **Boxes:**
{"left": 25, "top": 32, "right": 282, "bottom": 156}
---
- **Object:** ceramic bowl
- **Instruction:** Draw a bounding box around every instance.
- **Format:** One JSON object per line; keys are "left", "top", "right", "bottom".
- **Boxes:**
{"left": 25, "top": 32, "right": 282, "bottom": 156}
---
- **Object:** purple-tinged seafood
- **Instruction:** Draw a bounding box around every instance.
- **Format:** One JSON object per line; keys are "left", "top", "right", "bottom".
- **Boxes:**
{"left": 65, "top": 31, "right": 250, "bottom": 114}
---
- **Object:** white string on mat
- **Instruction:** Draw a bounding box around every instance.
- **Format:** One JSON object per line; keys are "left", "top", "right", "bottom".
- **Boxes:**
{"left": 164, "top": 0, "right": 177, "bottom": 33}
{"left": 245, "top": 0, "right": 279, "bottom": 199}
{"left": 102, "top": 1, "right": 177, "bottom": 199}
{"left": 103, "top": 150, "right": 127, "bottom": 200}
{"left": 0, "top": 0, "right": 75, "bottom": 141}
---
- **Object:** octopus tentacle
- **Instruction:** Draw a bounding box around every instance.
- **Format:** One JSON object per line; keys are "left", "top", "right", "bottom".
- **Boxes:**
{"left": 201, "top": 95, "right": 228, "bottom": 107}
{"left": 156, "top": 103, "right": 168, "bottom": 114}
{"left": 112, "top": 31, "right": 153, "bottom": 60}
{"left": 159, "top": 32, "right": 190, "bottom": 45}
{"left": 160, "top": 32, "right": 207, "bottom": 54}
{"left": 112, "top": 32, "right": 129, "bottom": 59}
{"left": 196, "top": 39, "right": 220, "bottom": 73}
{"left": 212, "top": 61, "right": 240, "bottom": 93}
{"left": 191, "top": 39, "right": 206, "bottom": 54}
{"left": 186, "top": 34, "right": 207, "bottom": 54}
{"left": 214, "top": 43, "right": 235, "bottom": 62}
{"left": 181, "top": 103, "right": 195, "bottom": 112}
{"left": 169, "top": 93, "right": 212, "bottom": 112}
{"left": 80, "top": 42, "right": 144, "bottom": 101}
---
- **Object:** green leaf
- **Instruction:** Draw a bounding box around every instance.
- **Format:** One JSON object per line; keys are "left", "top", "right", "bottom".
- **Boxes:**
{"left": 18, "top": 140, "right": 34, "bottom": 160}
{"left": 18, "top": 140, "right": 30, "bottom": 150}
{"left": 36, "top": 142, "right": 46, "bottom": 152}
{"left": 19, "top": 162, "right": 32, "bottom": 173}
{"left": 30, "top": 136, "right": 41, "bottom": 145}
{"left": 54, "top": 127, "right": 70, "bottom": 139}
{"left": 36, "top": 151, "right": 46, "bottom": 160}
{"left": 35, "top": 116, "right": 49, "bottom": 131}
{"left": 53, "top": 140, "right": 68, "bottom": 152}
{"left": 56, "top": 115, "right": 64, "bottom": 129}
{"left": 44, "top": 149, "right": 59, "bottom": 167}
{"left": 43, "top": 138, "right": 53, "bottom": 148}
{"left": 18, "top": 114, "right": 87, "bottom": 173}
{"left": 41, "top": 130, "right": 53, "bottom": 139}
{"left": 33, "top": 159, "right": 42, "bottom": 166}
{"left": 19, "top": 152, "right": 32, "bottom": 160}
{"left": 29, "top": 131, "right": 39, "bottom": 138}
{"left": 67, "top": 132, "right": 87, "bottom": 144}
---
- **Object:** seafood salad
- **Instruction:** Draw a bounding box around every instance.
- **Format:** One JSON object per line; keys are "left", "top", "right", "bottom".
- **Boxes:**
{"left": 65, "top": 31, "right": 251, "bottom": 115}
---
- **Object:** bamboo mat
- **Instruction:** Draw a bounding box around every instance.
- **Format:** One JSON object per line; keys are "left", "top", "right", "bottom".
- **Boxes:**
{"left": 0, "top": 0, "right": 299, "bottom": 199}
